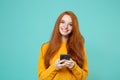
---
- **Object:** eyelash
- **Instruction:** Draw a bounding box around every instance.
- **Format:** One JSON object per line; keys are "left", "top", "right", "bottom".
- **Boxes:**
{"left": 69, "top": 24, "right": 72, "bottom": 26}
{"left": 60, "top": 21, "right": 65, "bottom": 23}
{"left": 60, "top": 21, "right": 72, "bottom": 26}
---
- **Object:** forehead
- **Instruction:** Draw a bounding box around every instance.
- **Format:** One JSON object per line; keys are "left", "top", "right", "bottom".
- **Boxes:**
{"left": 61, "top": 14, "right": 72, "bottom": 22}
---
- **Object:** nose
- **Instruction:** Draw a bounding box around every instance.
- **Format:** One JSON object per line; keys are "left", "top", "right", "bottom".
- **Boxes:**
{"left": 63, "top": 23, "right": 68, "bottom": 29}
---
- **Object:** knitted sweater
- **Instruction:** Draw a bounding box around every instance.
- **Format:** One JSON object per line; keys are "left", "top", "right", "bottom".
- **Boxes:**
{"left": 38, "top": 42, "right": 88, "bottom": 80}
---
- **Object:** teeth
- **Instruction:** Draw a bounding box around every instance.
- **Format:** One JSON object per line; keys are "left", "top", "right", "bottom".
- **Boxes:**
{"left": 62, "top": 30, "right": 67, "bottom": 32}
{"left": 62, "top": 28, "right": 67, "bottom": 31}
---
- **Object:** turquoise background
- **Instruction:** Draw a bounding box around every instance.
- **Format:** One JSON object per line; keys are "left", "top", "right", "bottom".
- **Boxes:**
{"left": 0, "top": 0, "right": 120, "bottom": 80}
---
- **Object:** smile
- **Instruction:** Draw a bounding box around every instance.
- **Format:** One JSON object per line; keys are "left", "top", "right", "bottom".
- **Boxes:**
{"left": 61, "top": 28, "right": 68, "bottom": 32}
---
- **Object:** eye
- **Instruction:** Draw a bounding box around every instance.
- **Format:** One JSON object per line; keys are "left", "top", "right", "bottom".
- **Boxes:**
{"left": 60, "top": 20, "right": 65, "bottom": 23}
{"left": 69, "top": 23, "right": 72, "bottom": 26}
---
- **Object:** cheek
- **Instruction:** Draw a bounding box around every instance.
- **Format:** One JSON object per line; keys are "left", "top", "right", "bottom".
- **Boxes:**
{"left": 69, "top": 26, "right": 72, "bottom": 31}
{"left": 59, "top": 24, "right": 62, "bottom": 29}
{"left": 59, "top": 25, "right": 62, "bottom": 32}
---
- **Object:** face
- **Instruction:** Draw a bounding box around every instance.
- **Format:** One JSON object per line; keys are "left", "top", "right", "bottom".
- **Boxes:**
{"left": 59, "top": 15, "right": 72, "bottom": 37}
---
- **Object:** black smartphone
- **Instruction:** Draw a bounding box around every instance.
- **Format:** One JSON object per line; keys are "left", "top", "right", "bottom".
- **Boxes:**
{"left": 60, "top": 54, "right": 71, "bottom": 60}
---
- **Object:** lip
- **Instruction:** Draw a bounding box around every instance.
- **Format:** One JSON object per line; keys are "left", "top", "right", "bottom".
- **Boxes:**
{"left": 62, "top": 29, "right": 68, "bottom": 32}
{"left": 61, "top": 28, "right": 68, "bottom": 32}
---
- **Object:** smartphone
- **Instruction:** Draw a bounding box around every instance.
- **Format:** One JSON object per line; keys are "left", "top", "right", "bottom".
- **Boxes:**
{"left": 60, "top": 54, "right": 71, "bottom": 60}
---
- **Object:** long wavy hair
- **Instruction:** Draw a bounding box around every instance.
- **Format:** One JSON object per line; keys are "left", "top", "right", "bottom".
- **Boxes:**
{"left": 44, "top": 11, "right": 85, "bottom": 69}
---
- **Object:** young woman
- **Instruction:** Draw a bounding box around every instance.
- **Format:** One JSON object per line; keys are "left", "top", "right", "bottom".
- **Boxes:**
{"left": 38, "top": 11, "right": 88, "bottom": 80}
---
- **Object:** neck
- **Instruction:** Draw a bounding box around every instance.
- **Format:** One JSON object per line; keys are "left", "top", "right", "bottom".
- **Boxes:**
{"left": 62, "top": 36, "right": 68, "bottom": 42}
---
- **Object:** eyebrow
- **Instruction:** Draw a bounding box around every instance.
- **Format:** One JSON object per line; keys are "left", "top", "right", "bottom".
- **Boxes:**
{"left": 61, "top": 19, "right": 72, "bottom": 23}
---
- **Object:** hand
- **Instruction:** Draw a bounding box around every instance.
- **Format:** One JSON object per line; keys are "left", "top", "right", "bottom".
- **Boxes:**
{"left": 54, "top": 59, "right": 66, "bottom": 69}
{"left": 65, "top": 58, "right": 75, "bottom": 69}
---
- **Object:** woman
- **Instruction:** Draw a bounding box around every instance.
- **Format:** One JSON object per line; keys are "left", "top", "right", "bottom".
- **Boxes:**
{"left": 38, "top": 11, "right": 88, "bottom": 80}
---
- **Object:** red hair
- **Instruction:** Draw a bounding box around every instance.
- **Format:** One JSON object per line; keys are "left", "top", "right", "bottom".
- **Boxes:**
{"left": 44, "top": 11, "right": 85, "bottom": 69}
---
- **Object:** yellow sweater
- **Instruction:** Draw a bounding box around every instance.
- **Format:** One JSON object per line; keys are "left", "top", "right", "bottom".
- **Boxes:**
{"left": 38, "top": 42, "right": 88, "bottom": 80}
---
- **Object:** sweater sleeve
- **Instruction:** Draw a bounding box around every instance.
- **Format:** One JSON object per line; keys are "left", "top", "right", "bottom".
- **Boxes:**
{"left": 70, "top": 47, "right": 88, "bottom": 80}
{"left": 38, "top": 44, "right": 57, "bottom": 80}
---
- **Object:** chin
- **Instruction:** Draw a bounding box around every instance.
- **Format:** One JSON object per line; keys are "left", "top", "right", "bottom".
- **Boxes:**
{"left": 61, "top": 33, "right": 69, "bottom": 36}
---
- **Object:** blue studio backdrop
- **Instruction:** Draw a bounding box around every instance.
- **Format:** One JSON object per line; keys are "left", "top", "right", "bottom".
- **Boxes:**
{"left": 0, "top": 0, "right": 120, "bottom": 80}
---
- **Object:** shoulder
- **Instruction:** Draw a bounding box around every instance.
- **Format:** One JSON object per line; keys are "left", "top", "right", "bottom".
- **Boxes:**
{"left": 39, "top": 42, "right": 50, "bottom": 56}
{"left": 41, "top": 42, "right": 50, "bottom": 49}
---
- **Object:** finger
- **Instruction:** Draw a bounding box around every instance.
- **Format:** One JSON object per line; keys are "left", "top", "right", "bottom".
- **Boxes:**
{"left": 59, "top": 59, "right": 66, "bottom": 64}
{"left": 64, "top": 61, "right": 70, "bottom": 66}
{"left": 65, "top": 60, "right": 72, "bottom": 64}
{"left": 60, "top": 62, "right": 66, "bottom": 66}
{"left": 65, "top": 58, "right": 73, "bottom": 62}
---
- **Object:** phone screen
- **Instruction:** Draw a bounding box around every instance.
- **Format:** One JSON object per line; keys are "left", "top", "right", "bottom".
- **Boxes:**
{"left": 60, "top": 54, "right": 70, "bottom": 60}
